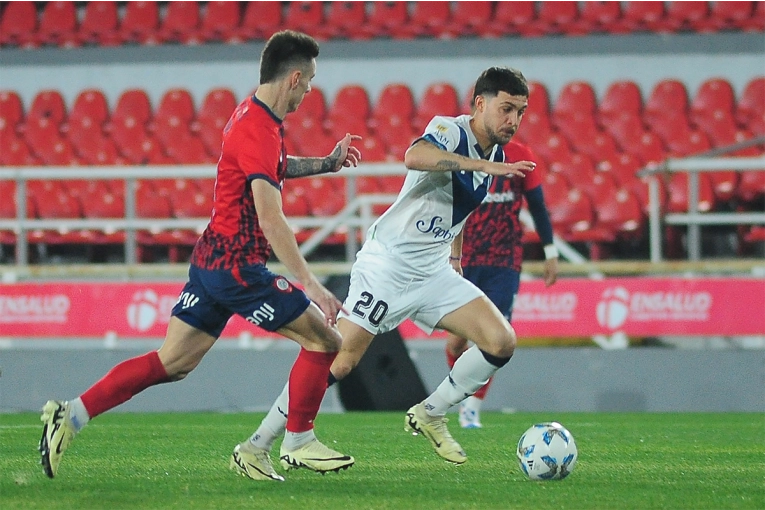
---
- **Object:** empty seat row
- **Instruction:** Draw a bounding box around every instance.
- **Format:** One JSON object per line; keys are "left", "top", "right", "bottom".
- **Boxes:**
{"left": 1, "top": 1, "right": 763, "bottom": 49}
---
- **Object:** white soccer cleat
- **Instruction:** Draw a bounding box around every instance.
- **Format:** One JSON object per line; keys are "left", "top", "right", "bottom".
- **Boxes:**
{"left": 279, "top": 439, "right": 354, "bottom": 473}
{"left": 229, "top": 441, "right": 284, "bottom": 481}
{"left": 39, "top": 400, "right": 76, "bottom": 478}
{"left": 405, "top": 403, "right": 467, "bottom": 464}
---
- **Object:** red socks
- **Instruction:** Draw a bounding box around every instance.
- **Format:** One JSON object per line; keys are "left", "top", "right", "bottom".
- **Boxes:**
{"left": 80, "top": 351, "right": 169, "bottom": 419}
{"left": 286, "top": 349, "right": 337, "bottom": 433}
{"left": 446, "top": 345, "right": 493, "bottom": 400}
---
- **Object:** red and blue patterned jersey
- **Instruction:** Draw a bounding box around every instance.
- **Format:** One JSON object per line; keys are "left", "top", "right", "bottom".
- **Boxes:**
{"left": 461, "top": 141, "right": 543, "bottom": 271}
{"left": 191, "top": 96, "right": 287, "bottom": 270}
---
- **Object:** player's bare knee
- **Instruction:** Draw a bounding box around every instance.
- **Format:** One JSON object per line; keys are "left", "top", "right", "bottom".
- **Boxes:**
{"left": 331, "top": 351, "right": 361, "bottom": 380}
{"left": 483, "top": 327, "right": 516, "bottom": 358}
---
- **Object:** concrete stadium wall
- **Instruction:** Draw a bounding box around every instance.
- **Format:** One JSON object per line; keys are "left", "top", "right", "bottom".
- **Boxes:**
{"left": 2, "top": 341, "right": 763, "bottom": 413}
{"left": 1, "top": 32, "right": 762, "bottom": 114}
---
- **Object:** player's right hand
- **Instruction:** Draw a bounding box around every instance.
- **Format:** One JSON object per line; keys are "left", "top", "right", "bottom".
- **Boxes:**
{"left": 303, "top": 279, "right": 347, "bottom": 327}
{"left": 485, "top": 159, "right": 535, "bottom": 177}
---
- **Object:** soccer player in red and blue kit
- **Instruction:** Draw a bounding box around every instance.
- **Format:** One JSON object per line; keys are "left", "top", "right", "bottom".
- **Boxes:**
{"left": 446, "top": 140, "right": 559, "bottom": 428}
{"left": 39, "top": 30, "right": 361, "bottom": 482}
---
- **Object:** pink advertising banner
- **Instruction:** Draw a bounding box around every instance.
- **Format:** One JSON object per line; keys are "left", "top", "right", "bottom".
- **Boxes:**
{"left": 1, "top": 278, "right": 763, "bottom": 339}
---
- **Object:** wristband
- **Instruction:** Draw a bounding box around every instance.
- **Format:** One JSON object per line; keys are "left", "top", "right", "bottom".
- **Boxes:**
{"left": 449, "top": 256, "right": 462, "bottom": 261}
{"left": 544, "top": 244, "right": 559, "bottom": 260}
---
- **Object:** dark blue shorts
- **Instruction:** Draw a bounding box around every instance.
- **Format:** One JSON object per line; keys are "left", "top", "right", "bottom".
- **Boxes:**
{"left": 462, "top": 265, "right": 520, "bottom": 322}
{"left": 171, "top": 264, "right": 311, "bottom": 338}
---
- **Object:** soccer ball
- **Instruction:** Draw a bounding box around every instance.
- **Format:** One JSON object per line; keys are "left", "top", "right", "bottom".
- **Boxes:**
{"left": 516, "top": 422, "right": 578, "bottom": 481}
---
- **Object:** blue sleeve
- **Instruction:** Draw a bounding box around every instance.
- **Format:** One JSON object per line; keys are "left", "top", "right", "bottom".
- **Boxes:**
{"left": 524, "top": 185, "right": 554, "bottom": 246}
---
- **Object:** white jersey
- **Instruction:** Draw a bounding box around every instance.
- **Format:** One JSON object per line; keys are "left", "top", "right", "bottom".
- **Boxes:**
{"left": 364, "top": 114, "right": 505, "bottom": 274}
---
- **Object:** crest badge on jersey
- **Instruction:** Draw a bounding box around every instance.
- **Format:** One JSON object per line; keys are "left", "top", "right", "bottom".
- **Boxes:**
{"left": 273, "top": 276, "right": 292, "bottom": 293}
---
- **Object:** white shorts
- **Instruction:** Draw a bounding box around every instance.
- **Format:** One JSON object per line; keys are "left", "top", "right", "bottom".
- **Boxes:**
{"left": 339, "top": 240, "right": 485, "bottom": 335}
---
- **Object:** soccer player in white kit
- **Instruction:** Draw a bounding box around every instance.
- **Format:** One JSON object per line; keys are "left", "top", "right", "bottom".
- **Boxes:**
{"left": 241, "top": 67, "right": 534, "bottom": 473}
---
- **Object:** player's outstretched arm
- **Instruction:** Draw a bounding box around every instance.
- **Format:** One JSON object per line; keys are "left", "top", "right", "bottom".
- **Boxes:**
{"left": 285, "top": 133, "right": 362, "bottom": 178}
{"left": 251, "top": 179, "right": 345, "bottom": 325}
{"left": 404, "top": 139, "right": 533, "bottom": 177}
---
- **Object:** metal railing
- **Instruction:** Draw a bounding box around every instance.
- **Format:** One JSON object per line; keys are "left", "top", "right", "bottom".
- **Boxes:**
{"left": 638, "top": 137, "right": 765, "bottom": 262}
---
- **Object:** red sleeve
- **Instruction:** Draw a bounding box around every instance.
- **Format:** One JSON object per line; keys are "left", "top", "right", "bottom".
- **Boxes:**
{"left": 505, "top": 141, "right": 543, "bottom": 191}
{"left": 521, "top": 145, "right": 543, "bottom": 191}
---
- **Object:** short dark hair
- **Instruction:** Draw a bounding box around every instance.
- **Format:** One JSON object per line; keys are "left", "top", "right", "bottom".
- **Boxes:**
{"left": 472, "top": 67, "right": 529, "bottom": 105}
{"left": 259, "top": 30, "right": 320, "bottom": 84}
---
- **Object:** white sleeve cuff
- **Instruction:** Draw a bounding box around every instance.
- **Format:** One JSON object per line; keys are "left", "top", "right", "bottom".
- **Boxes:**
{"left": 544, "top": 244, "right": 559, "bottom": 260}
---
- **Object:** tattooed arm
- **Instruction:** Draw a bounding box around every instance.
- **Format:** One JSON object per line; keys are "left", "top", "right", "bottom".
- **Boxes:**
{"left": 285, "top": 133, "right": 362, "bottom": 178}
{"left": 404, "top": 139, "right": 532, "bottom": 177}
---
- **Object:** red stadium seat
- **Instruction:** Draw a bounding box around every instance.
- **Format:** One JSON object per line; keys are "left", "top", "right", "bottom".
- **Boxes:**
{"left": 358, "top": 135, "right": 388, "bottom": 162}
{"left": 238, "top": 1, "right": 282, "bottom": 41}
{"left": 446, "top": 1, "right": 493, "bottom": 38}
{"left": 537, "top": 1, "right": 585, "bottom": 36}
{"left": 23, "top": 117, "right": 76, "bottom": 165}
{"left": 364, "top": 1, "right": 410, "bottom": 39}
{"left": 527, "top": 81, "right": 552, "bottom": 117}
{"left": 69, "top": 88, "right": 109, "bottom": 125}
{"left": 620, "top": 1, "right": 668, "bottom": 32}
{"left": 325, "top": 2, "right": 370, "bottom": 40}
{"left": 78, "top": 1, "right": 120, "bottom": 46}
{"left": 371, "top": 83, "right": 415, "bottom": 130}
{"left": 0, "top": 90, "right": 24, "bottom": 138}
{"left": 595, "top": 187, "right": 644, "bottom": 236}
{"left": 710, "top": 1, "right": 757, "bottom": 31}
{"left": 577, "top": 1, "right": 628, "bottom": 34}
{"left": 405, "top": 1, "right": 452, "bottom": 38}
{"left": 192, "top": 88, "right": 236, "bottom": 155}
{"left": 554, "top": 111, "right": 600, "bottom": 151}
{"left": 74, "top": 135, "right": 121, "bottom": 166}
{"left": 736, "top": 77, "right": 765, "bottom": 127}
{"left": 282, "top": 189, "right": 311, "bottom": 217}
{"left": 171, "top": 188, "right": 213, "bottom": 218}
{"left": 80, "top": 186, "right": 124, "bottom": 218}
{"left": 164, "top": 134, "right": 212, "bottom": 164}
{"left": 666, "top": 172, "right": 716, "bottom": 213}
{"left": 602, "top": 112, "right": 645, "bottom": 150}
{"left": 664, "top": 1, "right": 715, "bottom": 32}
{"left": 36, "top": 1, "right": 78, "bottom": 47}
{"left": 111, "top": 89, "right": 153, "bottom": 125}
{"left": 0, "top": 134, "right": 37, "bottom": 166}
{"left": 198, "top": 1, "right": 241, "bottom": 43}
{"left": 621, "top": 130, "right": 666, "bottom": 167}
{"left": 541, "top": 170, "right": 572, "bottom": 205}
{"left": 0, "top": 1, "right": 38, "bottom": 48}
{"left": 690, "top": 78, "right": 735, "bottom": 123}
{"left": 552, "top": 81, "right": 597, "bottom": 137}
{"left": 413, "top": 82, "right": 459, "bottom": 132}
{"left": 150, "top": 88, "right": 195, "bottom": 147}
{"left": 25, "top": 90, "right": 67, "bottom": 126}
{"left": 665, "top": 127, "right": 711, "bottom": 158}
{"left": 0, "top": 181, "right": 36, "bottom": 219}
{"left": 513, "top": 111, "right": 552, "bottom": 147}
{"left": 578, "top": 131, "right": 621, "bottom": 166}
{"left": 649, "top": 111, "right": 694, "bottom": 148}
{"left": 692, "top": 109, "right": 739, "bottom": 145}
{"left": 34, "top": 185, "right": 82, "bottom": 219}
{"left": 547, "top": 188, "right": 612, "bottom": 246}
{"left": 157, "top": 1, "right": 201, "bottom": 44}
{"left": 284, "top": 2, "right": 328, "bottom": 39}
{"left": 298, "top": 86, "right": 327, "bottom": 121}
{"left": 597, "top": 152, "right": 642, "bottom": 188}
{"left": 303, "top": 177, "right": 346, "bottom": 216}
{"left": 644, "top": 79, "right": 690, "bottom": 125}
{"left": 535, "top": 133, "right": 575, "bottom": 168}
{"left": 484, "top": 1, "right": 542, "bottom": 37}
{"left": 325, "top": 85, "right": 372, "bottom": 139}
{"left": 598, "top": 80, "right": 643, "bottom": 125}
{"left": 120, "top": 1, "right": 160, "bottom": 45}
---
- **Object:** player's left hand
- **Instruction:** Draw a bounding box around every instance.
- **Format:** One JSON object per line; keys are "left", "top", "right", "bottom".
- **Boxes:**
{"left": 543, "top": 257, "right": 558, "bottom": 287}
{"left": 328, "top": 133, "right": 362, "bottom": 172}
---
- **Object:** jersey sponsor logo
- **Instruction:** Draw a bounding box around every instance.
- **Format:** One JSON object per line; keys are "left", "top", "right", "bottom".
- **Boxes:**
{"left": 247, "top": 303, "right": 276, "bottom": 326}
{"left": 483, "top": 191, "right": 515, "bottom": 203}
{"left": 415, "top": 215, "right": 457, "bottom": 241}
{"left": 432, "top": 123, "right": 450, "bottom": 146}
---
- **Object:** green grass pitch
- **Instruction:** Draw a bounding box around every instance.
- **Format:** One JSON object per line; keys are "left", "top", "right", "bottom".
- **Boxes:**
{"left": 2, "top": 412, "right": 763, "bottom": 509}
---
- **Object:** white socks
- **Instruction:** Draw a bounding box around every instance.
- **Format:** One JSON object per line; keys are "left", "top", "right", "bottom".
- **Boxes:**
{"left": 68, "top": 398, "right": 90, "bottom": 433}
{"left": 423, "top": 346, "right": 500, "bottom": 416}
{"left": 281, "top": 429, "right": 316, "bottom": 451}
{"left": 249, "top": 382, "right": 289, "bottom": 451}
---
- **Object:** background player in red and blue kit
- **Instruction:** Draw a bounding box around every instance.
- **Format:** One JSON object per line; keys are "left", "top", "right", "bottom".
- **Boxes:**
{"left": 40, "top": 30, "right": 361, "bottom": 482}
{"left": 446, "top": 140, "right": 559, "bottom": 428}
